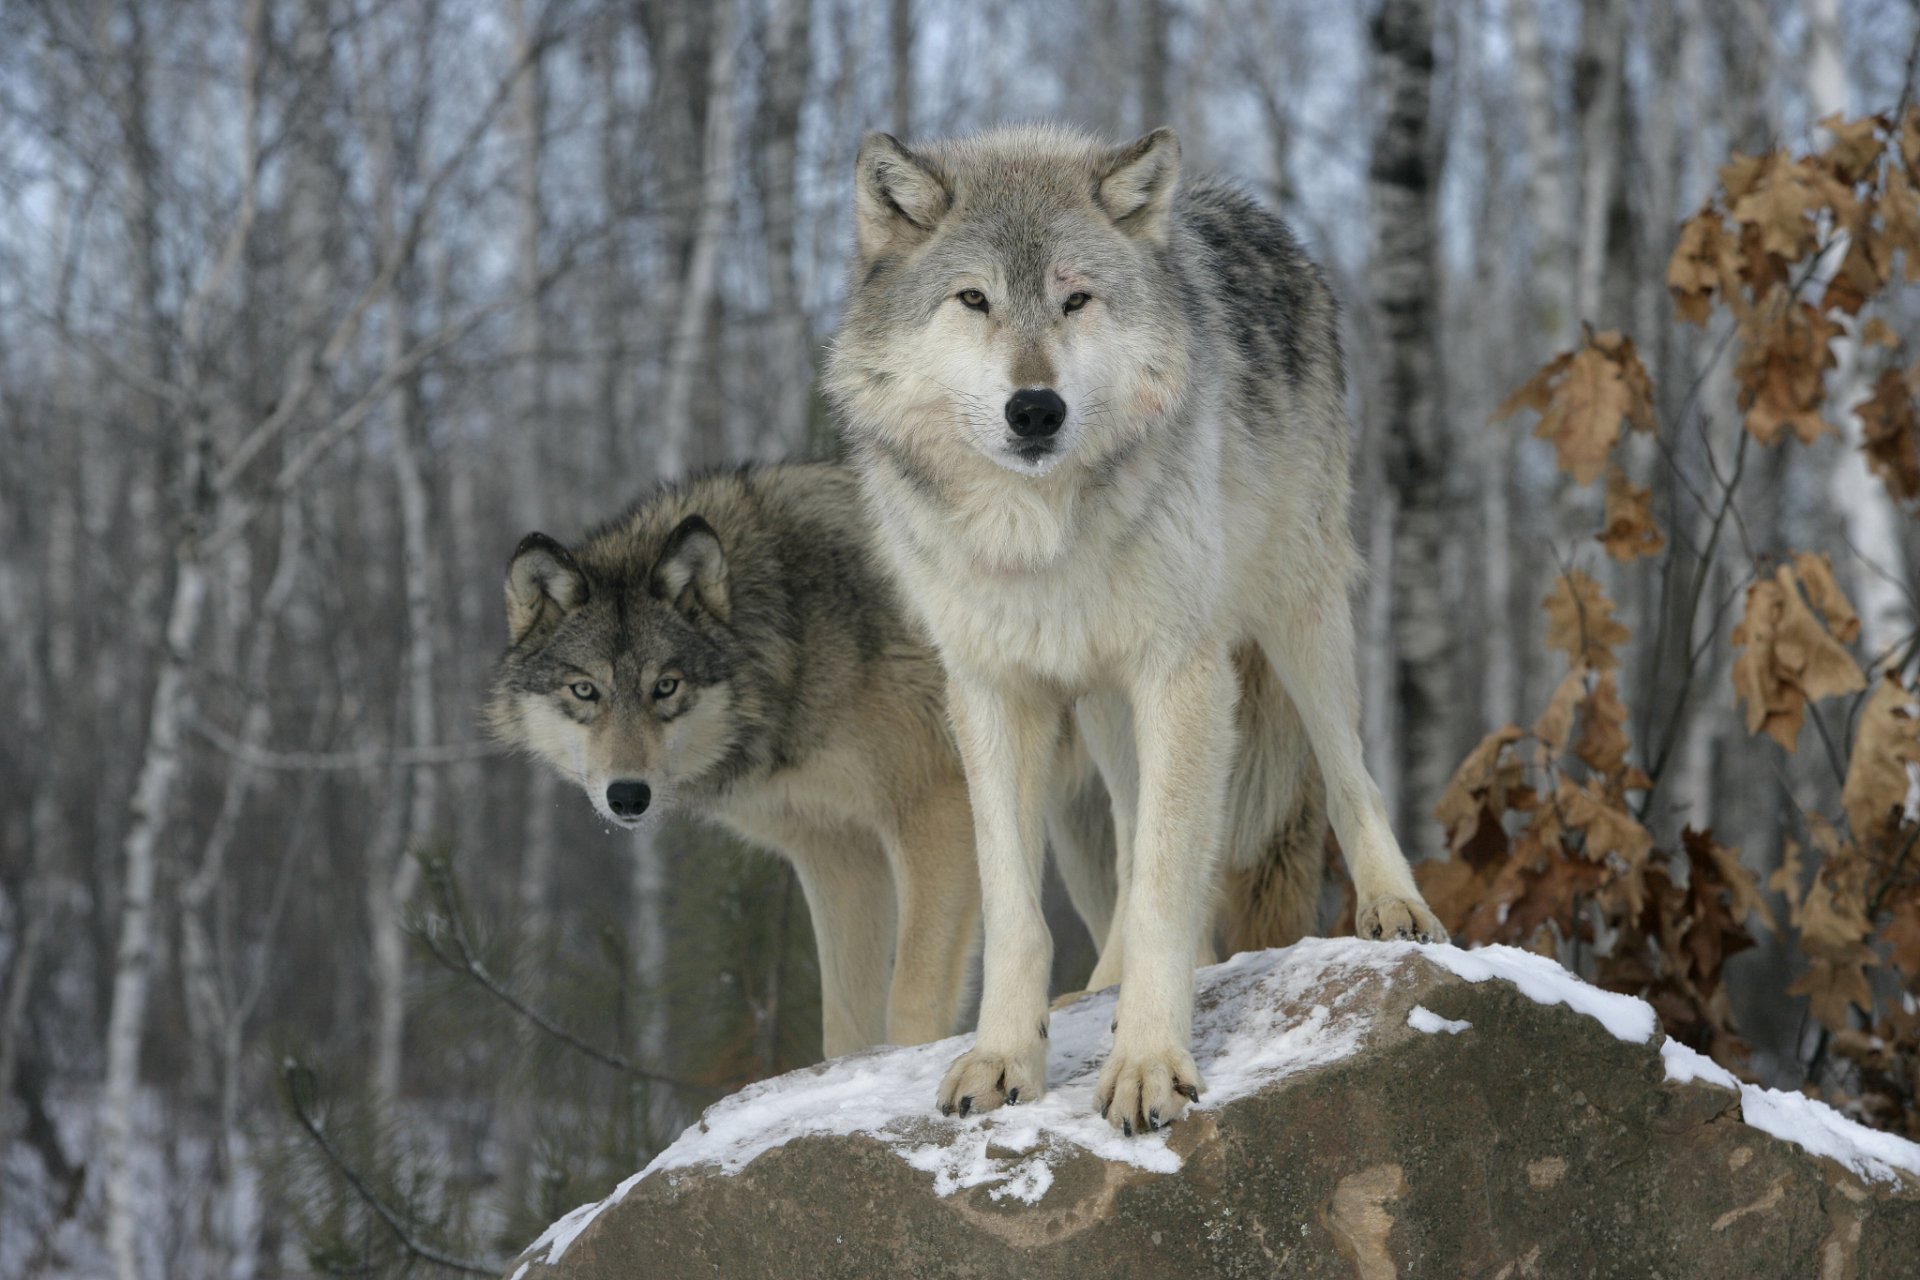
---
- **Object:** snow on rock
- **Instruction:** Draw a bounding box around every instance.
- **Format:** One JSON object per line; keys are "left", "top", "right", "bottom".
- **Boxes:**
{"left": 521, "top": 937, "right": 1920, "bottom": 1269}
{"left": 1662, "top": 1036, "right": 1920, "bottom": 1185}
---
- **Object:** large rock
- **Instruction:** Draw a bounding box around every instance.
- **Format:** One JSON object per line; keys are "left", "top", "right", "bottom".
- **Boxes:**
{"left": 507, "top": 940, "right": 1920, "bottom": 1279}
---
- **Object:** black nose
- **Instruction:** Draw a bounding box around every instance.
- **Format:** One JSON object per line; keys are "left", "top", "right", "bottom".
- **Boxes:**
{"left": 606, "top": 780, "right": 651, "bottom": 819}
{"left": 1004, "top": 388, "right": 1066, "bottom": 439}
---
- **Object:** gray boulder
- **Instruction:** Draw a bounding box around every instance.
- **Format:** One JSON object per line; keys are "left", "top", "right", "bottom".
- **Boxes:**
{"left": 507, "top": 940, "right": 1920, "bottom": 1280}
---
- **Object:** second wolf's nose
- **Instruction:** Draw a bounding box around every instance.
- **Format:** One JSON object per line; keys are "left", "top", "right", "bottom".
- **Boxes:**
{"left": 1005, "top": 388, "right": 1066, "bottom": 438}
{"left": 607, "top": 779, "right": 651, "bottom": 818}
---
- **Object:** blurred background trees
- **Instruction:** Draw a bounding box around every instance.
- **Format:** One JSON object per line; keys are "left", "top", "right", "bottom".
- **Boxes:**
{"left": 4, "top": 0, "right": 1920, "bottom": 1274}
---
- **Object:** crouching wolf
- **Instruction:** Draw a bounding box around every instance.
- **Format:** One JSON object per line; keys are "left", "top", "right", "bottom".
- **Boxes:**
{"left": 825, "top": 124, "right": 1447, "bottom": 1133}
{"left": 485, "top": 465, "right": 993, "bottom": 1058}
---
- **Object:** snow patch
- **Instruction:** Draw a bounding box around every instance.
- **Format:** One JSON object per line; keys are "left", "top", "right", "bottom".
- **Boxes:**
{"left": 1660, "top": 1038, "right": 1920, "bottom": 1185}
{"left": 1413, "top": 941, "right": 1659, "bottom": 1044}
{"left": 1407, "top": 1005, "right": 1471, "bottom": 1035}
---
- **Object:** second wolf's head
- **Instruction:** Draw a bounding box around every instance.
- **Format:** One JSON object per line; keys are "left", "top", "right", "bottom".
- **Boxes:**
{"left": 824, "top": 123, "right": 1193, "bottom": 481}
{"left": 486, "top": 515, "right": 744, "bottom": 830}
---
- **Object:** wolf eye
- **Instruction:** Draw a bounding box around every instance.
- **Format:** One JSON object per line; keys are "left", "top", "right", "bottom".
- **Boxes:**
{"left": 957, "top": 289, "right": 989, "bottom": 312}
{"left": 1063, "top": 292, "right": 1090, "bottom": 313}
{"left": 652, "top": 676, "right": 680, "bottom": 700}
{"left": 569, "top": 681, "right": 599, "bottom": 701}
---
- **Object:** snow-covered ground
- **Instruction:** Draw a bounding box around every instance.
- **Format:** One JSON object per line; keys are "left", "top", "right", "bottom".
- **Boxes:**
{"left": 520, "top": 938, "right": 1920, "bottom": 1275}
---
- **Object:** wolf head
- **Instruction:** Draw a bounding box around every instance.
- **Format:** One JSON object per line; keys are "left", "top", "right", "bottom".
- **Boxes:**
{"left": 486, "top": 515, "right": 743, "bottom": 830}
{"left": 827, "top": 124, "right": 1192, "bottom": 480}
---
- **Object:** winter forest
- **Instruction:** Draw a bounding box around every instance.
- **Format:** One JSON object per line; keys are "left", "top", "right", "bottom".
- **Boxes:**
{"left": 5, "top": 0, "right": 1920, "bottom": 1274}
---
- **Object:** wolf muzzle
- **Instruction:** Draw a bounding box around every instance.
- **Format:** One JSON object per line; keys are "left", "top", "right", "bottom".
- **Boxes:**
{"left": 606, "top": 779, "right": 651, "bottom": 819}
{"left": 1005, "top": 388, "right": 1066, "bottom": 439}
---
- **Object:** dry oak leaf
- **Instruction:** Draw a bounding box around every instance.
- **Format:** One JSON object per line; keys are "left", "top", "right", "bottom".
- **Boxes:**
{"left": 1555, "top": 777, "right": 1654, "bottom": 914}
{"left": 1729, "top": 562, "right": 1868, "bottom": 752}
{"left": 1859, "top": 365, "right": 1920, "bottom": 502}
{"left": 1494, "top": 332, "right": 1656, "bottom": 484}
{"left": 1880, "top": 891, "right": 1920, "bottom": 985}
{"left": 1533, "top": 667, "right": 1588, "bottom": 763}
{"left": 1597, "top": 464, "right": 1665, "bottom": 562}
{"left": 1882, "top": 163, "right": 1920, "bottom": 284}
{"left": 1573, "top": 669, "right": 1633, "bottom": 778}
{"left": 1796, "top": 874, "right": 1880, "bottom": 966}
{"left": 1543, "top": 570, "right": 1632, "bottom": 673}
{"left": 1818, "top": 113, "right": 1887, "bottom": 186}
{"left": 1788, "top": 957, "right": 1875, "bottom": 1034}
{"left": 1730, "top": 154, "right": 1830, "bottom": 261}
{"left": 1433, "top": 724, "right": 1525, "bottom": 854}
{"left": 1792, "top": 552, "right": 1862, "bottom": 644}
{"left": 1861, "top": 316, "right": 1901, "bottom": 348}
{"left": 1903, "top": 104, "right": 1920, "bottom": 176}
{"left": 1842, "top": 672, "right": 1920, "bottom": 848}
{"left": 1668, "top": 208, "right": 1737, "bottom": 326}
{"left": 1733, "top": 295, "right": 1842, "bottom": 445}
{"left": 1771, "top": 836, "right": 1807, "bottom": 928}
{"left": 1820, "top": 229, "right": 1889, "bottom": 316}
{"left": 1682, "top": 825, "right": 1778, "bottom": 938}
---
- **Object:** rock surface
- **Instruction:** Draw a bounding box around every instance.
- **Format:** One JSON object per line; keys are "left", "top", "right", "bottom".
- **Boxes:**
{"left": 507, "top": 941, "right": 1920, "bottom": 1280}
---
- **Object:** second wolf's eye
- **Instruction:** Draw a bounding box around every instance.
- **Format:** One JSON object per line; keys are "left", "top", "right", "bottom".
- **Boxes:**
{"left": 957, "top": 289, "right": 989, "bottom": 312}
{"left": 1063, "top": 292, "right": 1090, "bottom": 313}
{"left": 569, "top": 681, "right": 598, "bottom": 701}
{"left": 653, "top": 676, "right": 680, "bottom": 700}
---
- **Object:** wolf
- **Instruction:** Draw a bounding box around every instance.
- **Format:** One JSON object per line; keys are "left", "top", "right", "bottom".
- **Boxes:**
{"left": 485, "top": 463, "right": 1132, "bottom": 1059}
{"left": 824, "top": 124, "right": 1447, "bottom": 1134}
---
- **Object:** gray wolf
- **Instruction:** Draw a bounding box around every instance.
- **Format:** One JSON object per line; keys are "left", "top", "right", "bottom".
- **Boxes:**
{"left": 487, "top": 464, "right": 1128, "bottom": 1059}
{"left": 824, "top": 124, "right": 1446, "bottom": 1133}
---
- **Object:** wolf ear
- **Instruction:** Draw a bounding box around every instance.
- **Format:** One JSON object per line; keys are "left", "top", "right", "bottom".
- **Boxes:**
{"left": 650, "top": 515, "right": 730, "bottom": 622}
{"left": 853, "top": 132, "right": 952, "bottom": 262}
{"left": 504, "top": 533, "right": 588, "bottom": 646}
{"left": 1097, "top": 128, "right": 1181, "bottom": 245}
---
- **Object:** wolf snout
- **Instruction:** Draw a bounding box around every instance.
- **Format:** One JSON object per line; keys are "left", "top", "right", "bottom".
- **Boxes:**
{"left": 1004, "top": 388, "right": 1066, "bottom": 439}
{"left": 606, "top": 779, "right": 651, "bottom": 819}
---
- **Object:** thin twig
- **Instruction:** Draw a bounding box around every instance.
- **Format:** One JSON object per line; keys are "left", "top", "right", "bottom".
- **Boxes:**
{"left": 280, "top": 1061, "right": 498, "bottom": 1276}
{"left": 414, "top": 855, "right": 721, "bottom": 1095}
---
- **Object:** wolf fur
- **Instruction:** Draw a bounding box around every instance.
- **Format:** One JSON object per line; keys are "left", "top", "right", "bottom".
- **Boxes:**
{"left": 825, "top": 124, "right": 1446, "bottom": 1133}
{"left": 486, "top": 464, "right": 998, "bottom": 1058}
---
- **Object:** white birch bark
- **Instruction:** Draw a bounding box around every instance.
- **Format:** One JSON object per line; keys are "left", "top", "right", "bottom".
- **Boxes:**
{"left": 760, "top": 0, "right": 814, "bottom": 459}
{"left": 656, "top": 0, "right": 740, "bottom": 481}
{"left": 1506, "top": 0, "right": 1576, "bottom": 350}
{"left": 1807, "top": 0, "right": 1913, "bottom": 663}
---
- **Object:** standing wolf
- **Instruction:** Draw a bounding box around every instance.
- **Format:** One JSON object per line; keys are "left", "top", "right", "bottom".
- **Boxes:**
{"left": 485, "top": 465, "right": 991, "bottom": 1057}
{"left": 825, "top": 124, "right": 1447, "bottom": 1133}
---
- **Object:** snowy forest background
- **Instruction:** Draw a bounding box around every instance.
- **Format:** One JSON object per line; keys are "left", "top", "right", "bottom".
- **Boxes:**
{"left": 5, "top": 0, "right": 1920, "bottom": 1275}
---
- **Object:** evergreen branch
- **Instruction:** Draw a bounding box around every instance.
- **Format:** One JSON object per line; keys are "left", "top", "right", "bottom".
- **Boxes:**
{"left": 414, "top": 854, "right": 722, "bottom": 1095}
{"left": 279, "top": 1061, "right": 497, "bottom": 1277}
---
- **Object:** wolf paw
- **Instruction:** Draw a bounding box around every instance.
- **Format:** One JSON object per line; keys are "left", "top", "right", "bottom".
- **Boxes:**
{"left": 936, "top": 1041, "right": 1047, "bottom": 1118}
{"left": 1357, "top": 895, "right": 1449, "bottom": 945}
{"left": 1093, "top": 1045, "right": 1203, "bottom": 1136}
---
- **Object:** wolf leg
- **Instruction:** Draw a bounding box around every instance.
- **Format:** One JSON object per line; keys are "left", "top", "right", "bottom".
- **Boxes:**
{"left": 1092, "top": 645, "right": 1236, "bottom": 1134}
{"left": 786, "top": 829, "right": 898, "bottom": 1058}
{"left": 1073, "top": 692, "right": 1138, "bottom": 992}
{"left": 1259, "top": 587, "right": 1446, "bottom": 944}
{"left": 883, "top": 776, "right": 981, "bottom": 1046}
{"left": 935, "top": 669, "right": 1060, "bottom": 1116}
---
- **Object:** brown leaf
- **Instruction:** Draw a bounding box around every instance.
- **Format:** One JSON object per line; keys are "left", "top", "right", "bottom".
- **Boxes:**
{"left": 1787, "top": 957, "right": 1874, "bottom": 1033}
{"left": 1730, "top": 154, "right": 1827, "bottom": 262}
{"left": 1880, "top": 891, "right": 1920, "bottom": 984}
{"left": 1770, "top": 837, "right": 1807, "bottom": 929}
{"left": 1842, "top": 672, "right": 1920, "bottom": 848}
{"left": 1668, "top": 209, "right": 1736, "bottom": 326}
{"left": 1498, "top": 332, "right": 1658, "bottom": 483}
{"left": 1883, "top": 164, "right": 1920, "bottom": 283}
{"left": 1792, "top": 552, "right": 1862, "bottom": 644}
{"left": 1597, "top": 464, "right": 1665, "bottom": 562}
{"left": 1858, "top": 365, "right": 1920, "bottom": 502}
{"left": 1861, "top": 316, "right": 1900, "bottom": 348}
{"left": 1818, "top": 113, "right": 1887, "bottom": 186}
{"left": 1556, "top": 777, "right": 1654, "bottom": 916}
{"left": 1730, "top": 563, "right": 1868, "bottom": 752}
{"left": 1573, "top": 670, "right": 1632, "bottom": 778}
{"left": 1820, "top": 231, "right": 1887, "bottom": 315}
{"left": 1683, "top": 826, "right": 1778, "bottom": 938}
{"left": 1493, "top": 350, "right": 1574, "bottom": 422}
{"left": 1798, "top": 875, "right": 1880, "bottom": 965}
{"left": 1543, "top": 570, "right": 1632, "bottom": 673}
{"left": 1733, "top": 295, "right": 1842, "bottom": 444}
{"left": 1533, "top": 668, "right": 1587, "bottom": 762}
{"left": 1433, "top": 724, "right": 1525, "bottom": 855}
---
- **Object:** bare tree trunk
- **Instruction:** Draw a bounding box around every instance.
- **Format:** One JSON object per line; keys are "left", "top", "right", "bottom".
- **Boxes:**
{"left": 1507, "top": 0, "right": 1576, "bottom": 350}
{"left": 1573, "top": 0, "right": 1626, "bottom": 329}
{"left": 1137, "top": 0, "right": 1170, "bottom": 129}
{"left": 657, "top": 0, "right": 739, "bottom": 480}
{"left": 1806, "top": 0, "right": 1913, "bottom": 662}
{"left": 761, "top": 0, "right": 814, "bottom": 459}
{"left": 1369, "top": 0, "right": 1454, "bottom": 861}
{"left": 890, "top": 0, "right": 913, "bottom": 137}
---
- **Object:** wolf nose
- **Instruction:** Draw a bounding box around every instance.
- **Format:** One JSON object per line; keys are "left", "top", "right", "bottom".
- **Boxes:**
{"left": 1005, "top": 388, "right": 1066, "bottom": 438}
{"left": 606, "top": 780, "right": 651, "bottom": 819}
